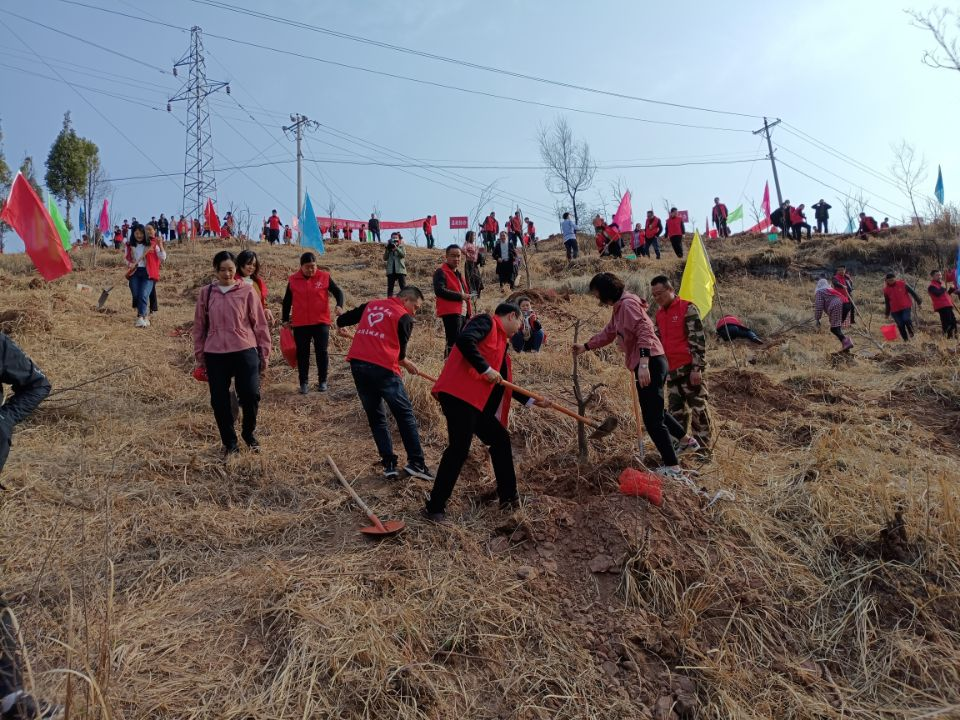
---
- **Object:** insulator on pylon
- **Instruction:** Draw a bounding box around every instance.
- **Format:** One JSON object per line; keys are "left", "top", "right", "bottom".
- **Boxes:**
{"left": 167, "top": 103, "right": 172, "bottom": 112}
{"left": 173, "top": 67, "right": 178, "bottom": 77}
{"left": 226, "top": 85, "right": 231, "bottom": 95}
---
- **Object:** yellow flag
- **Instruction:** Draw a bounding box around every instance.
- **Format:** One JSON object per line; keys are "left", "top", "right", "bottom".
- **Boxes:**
{"left": 678, "top": 230, "right": 715, "bottom": 317}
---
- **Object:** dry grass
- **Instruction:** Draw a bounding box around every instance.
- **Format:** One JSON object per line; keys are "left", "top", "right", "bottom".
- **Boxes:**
{"left": 1, "top": 230, "right": 959, "bottom": 719}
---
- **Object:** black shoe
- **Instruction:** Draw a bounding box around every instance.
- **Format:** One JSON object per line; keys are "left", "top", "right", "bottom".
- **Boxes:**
{"left": 2, "top": 691, "right": 63, "bottom": 719}
{"left": 404, "top": 461, "right": 435, "bottom": 481}
{"left": 317, "top": 382, "right": 328, "bottom": 392}
{"left": 421, "top": 507, "right": 448, "bottom": 524}
{"left": 298, "top": 383, "right": 309, "bottom": 395}
{"left": 223, "top": 444, "right": 240, "bottom": 457}
{"left": 244, "top": 436, "right": 260, "bottom": 453}
{"left": 383, "top": 460, "right": 399, "bottom": 479}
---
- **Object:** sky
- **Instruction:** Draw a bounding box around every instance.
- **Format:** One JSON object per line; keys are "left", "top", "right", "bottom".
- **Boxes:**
{"left": 0, "top": 0, "right": 957, "bottom": 252}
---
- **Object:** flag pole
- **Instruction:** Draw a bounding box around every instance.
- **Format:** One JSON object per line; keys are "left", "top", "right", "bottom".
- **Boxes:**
{"left": 698, "top": 236, "right": 743, "bottom": 370}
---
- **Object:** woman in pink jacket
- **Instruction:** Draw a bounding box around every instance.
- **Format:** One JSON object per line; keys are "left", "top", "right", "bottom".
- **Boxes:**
{"left": 572, "top": 272, "right": 696, "bottom": 479}
{"left": 193, "top": 250, "right": 272, "bottom": 455}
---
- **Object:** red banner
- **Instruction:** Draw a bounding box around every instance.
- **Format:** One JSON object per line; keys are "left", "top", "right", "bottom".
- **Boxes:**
{"left": 0, "top": 173, "right": 72, "bottom": 281}
{"left": 679, "top": 210, "right": 690, "bottom": 223}
{"left": 449, "top": 216, "right": 469, "bottom": 229}
{"left": 316, "top": 215, "right": 434, "bottom": 232}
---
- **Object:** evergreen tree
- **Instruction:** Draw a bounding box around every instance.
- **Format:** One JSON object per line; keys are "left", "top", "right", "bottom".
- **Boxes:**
{"left": 45, "top": 111, "right": 98, "bottom": 230}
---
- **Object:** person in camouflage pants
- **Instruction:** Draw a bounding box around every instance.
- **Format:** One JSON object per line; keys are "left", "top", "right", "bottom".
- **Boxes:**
{"left": 651, "top": 276, "right": 713, "bottom": 450}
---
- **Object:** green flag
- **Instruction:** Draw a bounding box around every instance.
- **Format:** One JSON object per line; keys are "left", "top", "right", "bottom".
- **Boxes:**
{"left": 726, "top": 204, "right": 743, "bottom": 223}
{"left": 46, "top": 196, "right": 72, "bottom": 251}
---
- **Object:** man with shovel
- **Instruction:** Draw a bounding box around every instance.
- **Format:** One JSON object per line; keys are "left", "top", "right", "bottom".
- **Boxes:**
{"left": 424, "top": 302, "right": 551, "bottom": 523}
{"left": 336, "top": 286, "right": 435, "bottom": 482}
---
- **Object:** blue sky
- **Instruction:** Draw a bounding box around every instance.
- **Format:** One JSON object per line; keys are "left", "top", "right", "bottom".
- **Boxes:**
{"left": 1, "top": 0, "right": 956, "bottom": 251}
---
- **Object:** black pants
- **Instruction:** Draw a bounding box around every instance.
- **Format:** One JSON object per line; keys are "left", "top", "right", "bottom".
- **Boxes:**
{"left": 669, "top": 235, "right": 683, "bottom": 258}
{"left": 817, "top": 219, "right": 828, "bottom": 234}
{"left": 441, "top": 314, "right": 464, "bottom": 357}
{"left": 716, "top": 220, "right": 729, "bottom": 238}
{"left": 830, "top": 326, "right": 847, "bottom": 342}
{"left": 350, "top": 360, "right": 425, "bottom": 466}
{"left": 508, "top": 231, "right": 520, "bottom": 247}
{"left": 481, "top": 231, "right": 496, "bottom": 251}
{"left": 636, "top": 355, "right": 685, "bottom": 467}
{"left": 717, "top": 324, "right": 762, "bottom": 344}
{"left": 206, "top": 348, "right": 260, "bottom": 448}
{"left": 496, "top": 262, "right": 514, "bottom": 289}
{"left": 937, "top": 306, "right": 958, "bottom": 338}
{"left": 387, "top": 273, "right": 406, "bottom": 297}
{"left": 565, "top": 239, "right": 579, "bottom": 260}
{"left": 268, "top": 228, "right": 280, "bottom": 244}
{"left": 293, "top": 323, "right": 330, "bottom": 385}
{"left": 791, "top": 223, "right": 811, "bottom": 241}
{"left": 841, "top": 301, "right": 855, "bottom": 325}
{"left": 427, "top": 393, "right": 516, "bottom": 513}
{"left": 890, "top": 309, "right": 915, "bottom": 341}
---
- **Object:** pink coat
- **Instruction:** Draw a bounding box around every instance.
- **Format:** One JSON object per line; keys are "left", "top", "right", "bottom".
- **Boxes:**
{"left": 586, "top": 291, "right": 664, "bottom": 369}
{"left": 193, "top": 282, "right": 272, "bottom": 365}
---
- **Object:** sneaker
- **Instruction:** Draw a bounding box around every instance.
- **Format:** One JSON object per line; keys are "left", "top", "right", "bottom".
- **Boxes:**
{"left": 143, "top": 315, "right": 151, "bottom": 327}
{"left": 134, "top": 316, "right": 147, "bottom": 328}
{"left": 383, "top": 459, "right": 400, "bottom": 479}
{"left": 404, "top": 461, "right": 435, "bottom": 481}
{"left": 654, "top": 466, "right": 696, "bottom": 486}
{"left": 1, "top": 691, "right": 63, "bottom": 719}
{"left": 317, "top": 382, "right": 328, "bottom": 392}
{"left": 677, "top": 437, "right": 701, "bottom": 455}
{"left": 421, "top": 507, "right": 448, "bottom": 524}
{"left": 298, "top": 383, "right": 309, "bottom": 395}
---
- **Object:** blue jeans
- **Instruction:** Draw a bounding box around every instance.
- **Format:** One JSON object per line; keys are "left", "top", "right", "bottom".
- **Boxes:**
{"left": 564, "top": 238, "right": 578, "bottom": 259}
{"left": 128, "top": 267, "right": 154, "bottom": 317}
{"left": 511, "top": 329, "right": 544, "bottom": 352}
{"left": 639, "top": 237, "right": 661, "bottom": 258}
{"left": 350, "top": 360, "right": 425, "bottom": 466}
{"left": 891, "top": 309, "right": 914, "bottom": 341}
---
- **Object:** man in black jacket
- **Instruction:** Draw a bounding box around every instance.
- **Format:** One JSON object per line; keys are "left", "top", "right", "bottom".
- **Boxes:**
{"left": 1, "top": 334, "right": 58, "bottom": 719}
{"left": 368, "top": 213, "right": 381, "bottom": 243}
{"left": 812, "top": 199, "right": 831, "bottom": 234}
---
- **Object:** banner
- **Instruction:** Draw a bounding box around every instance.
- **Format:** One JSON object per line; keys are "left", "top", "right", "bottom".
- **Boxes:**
{"left": 78, "top": 205, "right": 85, "bottom": 233}
{"left": 0, "top": 173, "right": 73, "bottom": 281}
{"left": 316, "top": 215, "right": 434, "bottom": 232}
{"left": 300, "top": 192, "right": 324, "bottom": 253}
{"left": 935, "top": 165, "right": 944, "bottom": 205}
{"left": 204, "top": 198, "right": 221, "bottom": 235}
{"left": 47, "top": 196, "right": 72, "bottom": 250}
{"left": 678, "top": 210, "right": 689, "bottom": 223}
{"left": 97, "top": 198, "right": 110, "bottom": 234}
{"left": 745, "top": 182, "right": 772, "bottom": 233}
{"left": 612, "top": 190, "right": 632, "bottom": 231}
{"left": 726, "top": 205, "right": 743, "bottom": 223}
{"left": 678, "top": 230, "right": 715, "bottom": 317}
{"left": 449, "top": 216, "right": 468, "bottom": 230}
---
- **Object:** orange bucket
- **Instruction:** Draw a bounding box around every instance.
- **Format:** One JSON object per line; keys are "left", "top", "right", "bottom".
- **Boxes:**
{"left": 618, "top": 468, "right": 663, "bottom": 506}
{"left": 880, "top": 323, "right": 898, "bottom": 341}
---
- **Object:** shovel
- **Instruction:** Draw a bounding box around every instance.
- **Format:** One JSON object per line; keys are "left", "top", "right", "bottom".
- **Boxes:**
{"left": 414, "top": 371, "right": 617, "bottom": 439}
{"left": 326, "top": 455, "right": 405, "bottom": 537}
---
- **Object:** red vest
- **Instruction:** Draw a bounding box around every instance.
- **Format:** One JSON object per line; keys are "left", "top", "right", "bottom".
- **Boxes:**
{"left": 645, "top": 216, "right": 662, "bottom": 239}
{"left": 656, "top": 298, "right": 693, "bottom": 371}
{"left": 713, "top": 204, "right": 728, "bottom": 221}
{"left": 508, "top": 216, "right": 522, "bottom": 233}
{"left": 789, "top": 207, "right": 803, "bottom": 224}
{"left": 435, "top": 263, "right": 471, "bottom": 317}
{"left": 288, "top": 270, "right": 332, "bottom": 326}
{"left": 284, "top": 227, "right": 293, "bottom": 239}
{"left": 482, "top": 216, "right": 498, "bottom": 233}
{"left": 347, "top": 297, "right": 411, "bottom": 375}
{"left": 832, "top": 274, "right": 850, "bottom": 301}
{"left": 126, "top": 242, "right": 162, "bottom": 280}
{"left": 432, "top": 315, "right": 514, "bottom": 427}
{"left": 884, "top": 280, "right": 912, "bottom": 313}
{"left": 666, "top": 216, "right": 683, "bottom": 236}
{"left": 715, "top": 315, "right": 742, "bottom": 330}
{"left": 929, "top": 280, "right": 954, "bottom": 310}
{"left": 269, "top": 215, "right": 282, "bottom": 231}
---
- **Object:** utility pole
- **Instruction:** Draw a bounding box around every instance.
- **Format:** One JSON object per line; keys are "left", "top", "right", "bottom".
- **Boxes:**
{"left": 283, "top": 114, "right": 319, "bottom": 244}
{"left": 168, "top": 27, "right": 229, "bottom": 231}
{"left": 753, "top": 117, "right": 784, "bottom": 225}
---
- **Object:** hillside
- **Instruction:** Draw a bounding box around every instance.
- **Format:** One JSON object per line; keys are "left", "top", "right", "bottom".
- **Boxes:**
{"left": 1, "top": 228, "right": 958, "bottom": 719}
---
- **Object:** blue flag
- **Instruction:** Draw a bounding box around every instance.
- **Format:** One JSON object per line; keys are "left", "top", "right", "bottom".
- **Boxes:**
{"left": 299, "top": 191, "right": 324, "bottom": 253}
{"left": 935, "top": 165, "right": 944, "bottom": 205}
{"left": 78, "top": 205, "right": 86, "bottom": 233}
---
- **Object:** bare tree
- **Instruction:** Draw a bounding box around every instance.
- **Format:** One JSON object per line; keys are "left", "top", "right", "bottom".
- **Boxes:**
{"left": 890, "top": 139, "right": 928, "bottom": 226}
{"left": 469, "top": 180, "right": 499, "bottom": 231}
{"left": 83, "top": 158, "right": 110, "bottom": 266}
{"left": 537, "top": 115, "right": 596, "bottom": 226}
{"left": 908, "top": 7, "right": 960, "bottom": 72}
{"left": 747, "top": 197, "right": 765, "bottom": 228}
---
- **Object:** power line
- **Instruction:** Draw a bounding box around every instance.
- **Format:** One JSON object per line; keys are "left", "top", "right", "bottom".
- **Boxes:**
{"left": 189, "top": 0, "right": 765, "bottom": 120}
{"left": 45, "top": 0, "right": 752, "bottom": 133}
{"left": 779, "top": 122, "right": 901, "bottom": 189}
{"left": 775, "top": 159, "right": 902, "bottom": 221}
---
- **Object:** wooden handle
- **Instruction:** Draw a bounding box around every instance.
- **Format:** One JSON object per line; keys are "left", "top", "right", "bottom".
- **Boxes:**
{"left": 497, "top": 378, "right": 601, "bottom": 429}
{"left": 416, "top": 371, "right": 438, "bottom": 383}
{"left": 326, "top": 455, "right": 374, "bottom": 516}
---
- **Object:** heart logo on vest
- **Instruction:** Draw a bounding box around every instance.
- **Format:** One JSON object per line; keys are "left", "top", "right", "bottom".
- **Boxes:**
{"left": 367, "top": 311, "right": 385, "bottom": 327}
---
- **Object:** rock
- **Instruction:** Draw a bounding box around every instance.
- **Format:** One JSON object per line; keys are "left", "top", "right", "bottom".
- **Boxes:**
{"left": 516, "top": 565, "right": 536, "bottom": 580}
{"left": 674, "top": 693, "right": 698, "bottom": 719}
{"left": 672, "top": 675, "right": 697, "bottom": 694}
{"left": 653, "top": 695, "right": 677, "bottom": 720}
{"left": 489, "top": 536, "right": 510, "bottom": 553}
{"left": 589, "top": 554, "right": 616, "bottom": 573}
{"left": 601, "top": 660, "right": 619, "bottom": 678}
{"left": 537, "top": 541, "right": 557, "bottom": 556}
{"left": 540, "top": 559, "right": 558, "bottom": 574}
{"left": 621, "top": 660, "right": 638, "bottom": 672}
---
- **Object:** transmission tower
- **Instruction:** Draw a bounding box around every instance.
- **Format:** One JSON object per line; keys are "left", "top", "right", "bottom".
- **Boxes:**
{"left": 168, "top": 27, "right": 229, "bottom": 223}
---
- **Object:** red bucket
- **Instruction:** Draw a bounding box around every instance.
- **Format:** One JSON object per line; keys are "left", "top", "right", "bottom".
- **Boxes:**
{"left": 280, "top": 325, "right": 298, "bottom": 368}
{"left": 618, "top": 468, "right": 663, "bottom": 506}
{"left": 880, "top": 323, "right": 898, "bottom": 341}
{"left": 192, "top": 365, "right": 208, "bottom": 382}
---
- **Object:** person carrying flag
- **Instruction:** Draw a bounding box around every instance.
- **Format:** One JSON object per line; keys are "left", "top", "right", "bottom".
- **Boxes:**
{"left": 712, "top": 197, "right": 730, "bottom": 238}
{"left": 883, "top": 272, "right": 922, "bottom": 341}
{"left": 424, "top": 302, "right": 550, "bottom": 522}
{"left": 927, "top": 269, "right": 958, "bottom": 339}
{"left": 433, "top": 244, "right": 472, "bottom": 357}
{"left": 336, "top": 286, "right": 435, "bottom": 480}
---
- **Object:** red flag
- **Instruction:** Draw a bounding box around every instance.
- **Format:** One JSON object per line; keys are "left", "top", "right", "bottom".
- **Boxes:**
{"left": 612, "top": 190, "right": 632, "bottom": 231}
{"left": 0, "top": 173, "right": 72, "bottom": 281}
{"left": 204, "top": 199, "right": 221, "bottom": 235}
{"left": 761, "top": 181, "right": 771, "bottom": 223}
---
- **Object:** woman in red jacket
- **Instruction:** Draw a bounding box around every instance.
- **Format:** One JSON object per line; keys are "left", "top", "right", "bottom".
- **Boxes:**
{"left": 236, "top": 249, "right": 274, "bottom": 325}
{"left": 125, "top": 224, "right": 165, "bottom": 328}
{"left": 193, "top": 250, "right": 272, "bottom": 455}
{"left": 281, "top": 252, "right": 345, "bottom": 394}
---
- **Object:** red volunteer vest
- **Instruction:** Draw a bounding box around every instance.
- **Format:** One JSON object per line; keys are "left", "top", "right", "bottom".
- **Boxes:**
{"left": 432, "top": 314, "right": 514, "bottom": 427}
{"left": 645, "top": 216, "right": 662, "bottom": 239}
{"left": 832, "top": 274, "right": 850, "bottom": 301}
{"left": 666, "top": 216, "right": 683, "bottom": 236}
{"left": 483, "top": 217, "right": 498, "bottom": 233}
{"left": 126, "top": 242, "right": 162, "bottom": 280}
{"left": 347, "top": 297, "right": 410, "bottom": 375}
{"left": 435, "top": 263, "right": 472, "bottom": 317}
{"left": 929, "top": 281, "right": 954, "bottom": 310}
{"left": 508, "top": 216, "right": 522, "bottom": 233}
{"left": 715, "top": 315, "right": 742, "bottom": 330}
{"left": 713, "top": 204, "right": 728, "bottom": 221}
{"left": 269, "top": 215, "right": 282, "bottom": 231}
{"left": 656, "top": 298, "right": 694, "bottom": 371}
{"left": 884, "top": 280, "right": 912, "bottom": 313}
{"left": 288, "top": 270, "right": 332, "bottom": 326}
